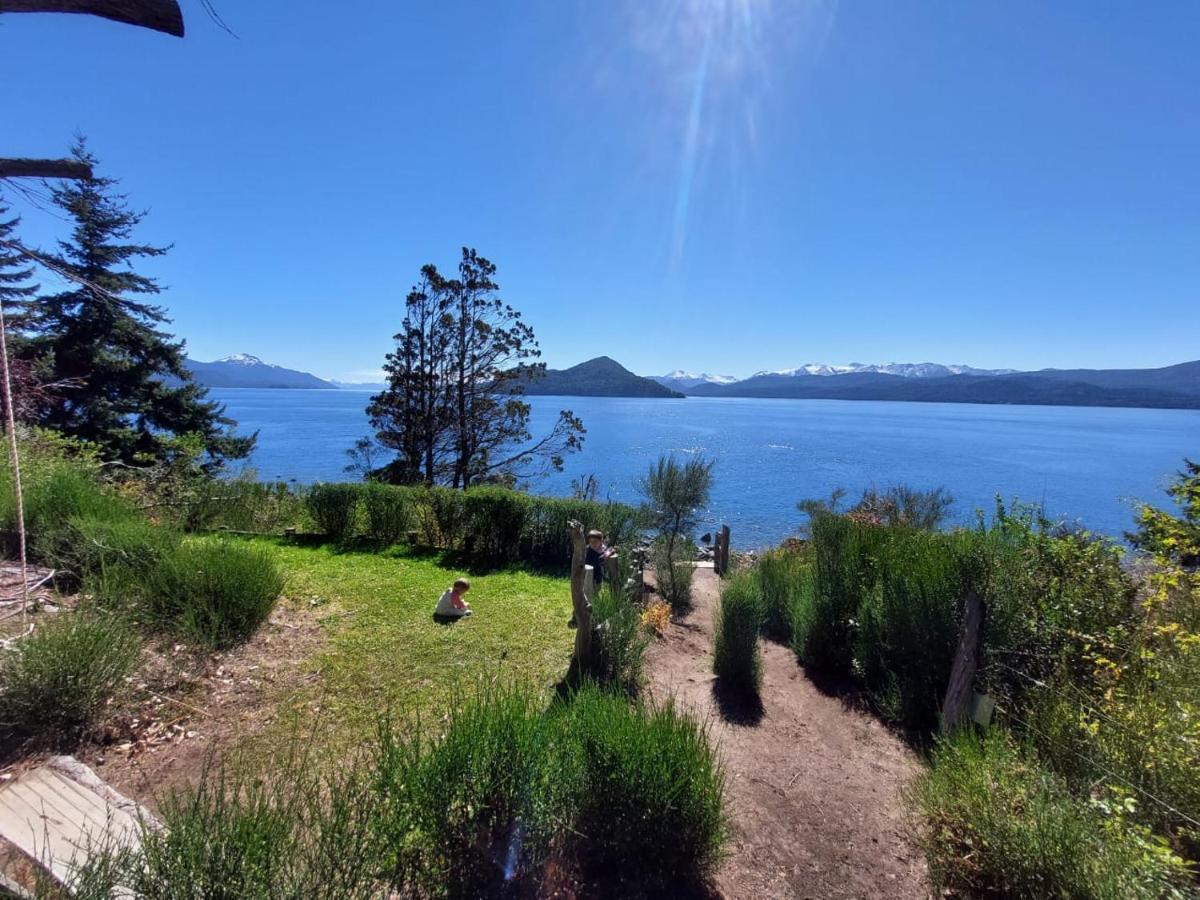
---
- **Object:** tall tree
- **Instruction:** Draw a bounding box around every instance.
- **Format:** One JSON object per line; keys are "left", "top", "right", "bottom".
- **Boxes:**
{"left": 0, "top": 196, "right": 52, "bottom": 420}
{"left": 20, "top": 138, "right": 252, "bottom": 466}
{"left": 367, "top": 248, "right": 584, "bottom": 487}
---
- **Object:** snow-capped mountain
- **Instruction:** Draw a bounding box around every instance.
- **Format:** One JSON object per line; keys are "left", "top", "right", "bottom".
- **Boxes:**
{"left": 650, "top": 370, "right": 740, "bottom": 391}
{"left": 184, "top": 354, "right": 337, "bottom": 389}
{"left": 751, "top": 362, "right": 1017, "bottom": 379}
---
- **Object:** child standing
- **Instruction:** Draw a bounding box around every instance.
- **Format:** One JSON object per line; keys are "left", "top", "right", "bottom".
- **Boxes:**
{"left": 435, "top": 577, "right": 472, "bottom": 618}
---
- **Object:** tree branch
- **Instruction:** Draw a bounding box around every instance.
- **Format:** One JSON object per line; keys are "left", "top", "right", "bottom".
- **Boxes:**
{"left": 0, "top": 0, "right": 185, "bottom": 37}
{"left": 0, "top": 158, "right": 93, "bottom": 180}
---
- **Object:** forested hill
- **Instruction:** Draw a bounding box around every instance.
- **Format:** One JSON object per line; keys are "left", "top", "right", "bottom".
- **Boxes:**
{"left": 522, "top": 357, "right": 685, "bottom": 398}
{"left": 685, "top": 360, "right": 1200, "bottom": 409}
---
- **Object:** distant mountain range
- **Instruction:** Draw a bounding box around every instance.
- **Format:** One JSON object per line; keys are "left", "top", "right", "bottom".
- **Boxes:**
{"left": 182, "top": 353, "right": 1200, "bottom": 409}
{"left": 672, "top": 360, "right": 1200, "bottom": 409}
{"left": 184, "top": 354, "right": 337, "bottom": 389}
{"left": 522, "top": 356, "right": 684, "bottom": 398}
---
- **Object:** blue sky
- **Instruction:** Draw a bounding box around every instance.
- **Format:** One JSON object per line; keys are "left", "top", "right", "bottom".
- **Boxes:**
{"left": 4, "top": 1, "right": 1198, "bottom": 381}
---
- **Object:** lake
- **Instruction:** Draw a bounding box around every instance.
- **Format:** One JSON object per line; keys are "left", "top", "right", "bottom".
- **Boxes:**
{"left": 210, "top": 389, "right": 1199, "bottom": 549}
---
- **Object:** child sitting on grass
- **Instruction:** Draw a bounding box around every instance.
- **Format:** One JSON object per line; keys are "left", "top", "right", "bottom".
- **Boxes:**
{"left": 434, "top": 577, "right": 472, "bottom": 618}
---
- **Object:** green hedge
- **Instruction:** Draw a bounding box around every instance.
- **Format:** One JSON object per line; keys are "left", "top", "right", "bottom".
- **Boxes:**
{"left": 299, "top": 482, "right": 644, "bottom": 569}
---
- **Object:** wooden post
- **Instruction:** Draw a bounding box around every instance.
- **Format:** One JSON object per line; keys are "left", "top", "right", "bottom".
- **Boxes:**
{"left": 603, "top": 553, "right": 619, "bottom": 593}
{"left": 714, "top": 525, "right": 731, "bottom": 576}
{"left": 567, "top": 520, "right": 593, "bottom": 680}
{"left": 940, "top": 590, "right": 984, "bottom": 733}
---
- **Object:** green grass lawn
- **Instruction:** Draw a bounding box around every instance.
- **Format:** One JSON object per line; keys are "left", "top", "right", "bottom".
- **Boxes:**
{"left": 232, "top": 537, "right": 574, "bottom": 739}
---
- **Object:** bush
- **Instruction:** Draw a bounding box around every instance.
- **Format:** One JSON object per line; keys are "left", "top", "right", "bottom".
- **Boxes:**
{"left": 592, "top": 585, "right": 650, "bottom": 694}
{"left": 653, "top": 536, "right": 696, "bottom": 609}
{"left": 910, "top": 729, "right": 1192, "bottom": 899}
{"left": 182, "top": 475, "right": 307, "bottom": 533}
{"left": 793, "top": 514, "right": 886, "bottom": 673}
{"left": 712, "top": 570, "right": 763, "bottom": 695}
{"left": 372, "top": 684, "right": 560, "bottom": 894}
{"left": 0, "top": 614, "right": 140, "bottom": 744}
{"left": 756, "top": 547, "right": 808, "bottom": 641}
{"left": 360, "top": 483, "right": 414, "bottom": 544}
{"left": 53, "top": 515, "right": 181, "bottom": 586}
{"left": 306, "top": 483, "right": 362, "bottom": 541}
{"left": 559, "top": 685, "right": 727, "bottom": 890}
{"left": 69, "top": 749, "right": 384, "bottom": 900}
{"left": 522, "top": 496, "right": 644, "bottom": 566}
{"left": 854, "top": 530, "right": 973, "bottom": 728}
{"left": 142, "top": 540, "right": 284, "bottom": 648}
{"left": 413, "top": 486, "right": 466, "bottom": 548}
{"left": 462, "top": 486, "right": 531, "bottom": 562}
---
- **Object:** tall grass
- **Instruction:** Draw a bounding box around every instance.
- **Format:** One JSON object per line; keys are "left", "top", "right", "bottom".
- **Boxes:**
{"left": 592, "top": 585, "right": 650, "bottom": 695}
{"left": 0, "top": 614, "right": 140, "bottom": 745}
{"left": 69, "top": 682, "right": 726, "bottom": 897}
{"left": 792, "top": 514, "right": 886, "bottom": 673}
{"left": 910, "top": 729, "right": 1192, "bottom": 899}
{"left": 756, "top": 547, "right": 808, "bottom": 641}
{"left": 712, "top": 570, "right": 763, "bottom": 695}
{"left": 559, "top": 685, "right": 727, "bottom": 891}
{"left": 141, "top": 540, "right": 284, "bottom": 648}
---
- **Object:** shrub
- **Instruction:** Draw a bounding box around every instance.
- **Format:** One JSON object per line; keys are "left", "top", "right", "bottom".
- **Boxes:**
{"left": 71, "top": 750, "right": 384, "bottom": 900}
{"left": 756, "top": 547, "right": 808, "bottom": 641}
{"left": 142, "top": 540, "right": 284, "bottom": 648}
{"left": 182, "top": 475, "right": 307, "bottom": 533}
{"left": 522, "top": 496, "right": 644, "bottom": 566}
{"left": 53, "top": 515, "right": 181, "bottom": 585}
{"left": 306, "top": 483, "right": 362, "bottom": 541}
{"left": 653, "top": 536, "right": 696, "bottom": 609}
{"left": 0, "top": 614, "right": 140, "bottom": 744}
{"left": 558, "top": 685, "right": 727, "bottom": 890}
{"left": 592, "top": 585, "right": 650, "bottom": 694}
{"left": 854, "top": 530, "right": 972, "bottom": 728}
{"left": 793, "top": 514, "right": 886, "bottom": 673}
{"left": 462, "top": 486, "right": 531, "bottom": 562}
{"left": 372, "top": 684, "right": 562, "bottom": 894}
{"left": 413, "top": 486, "right": 466, "bottom": 548}
{"left": 712, "top": 570, "right": 763, "bottom": 695}
{"left": 361, "top": 483, "right": 413, "bottom": 544}
{"left": 910, "top": 729, "right": 1192, "bottom": 899}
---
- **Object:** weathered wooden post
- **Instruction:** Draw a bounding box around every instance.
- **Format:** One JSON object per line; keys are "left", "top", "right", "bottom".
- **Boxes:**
{"left": 566, "top": 520, "right": 593, "bottom": 681}
{"left": 714, "top": 525, "right": 731, "bottom": 576}
{"left": 940, "top": 590, "right": 984, "bottom": 733}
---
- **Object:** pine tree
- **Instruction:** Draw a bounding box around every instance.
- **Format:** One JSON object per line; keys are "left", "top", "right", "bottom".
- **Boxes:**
{"left": 21, "top": 138, "right": 253, "bottom": 466}
{"left": 0, "top": 195, "right": 39, "bottom": 319}
{"left": 0, "top": 195, "right": 46, "bottom": 420}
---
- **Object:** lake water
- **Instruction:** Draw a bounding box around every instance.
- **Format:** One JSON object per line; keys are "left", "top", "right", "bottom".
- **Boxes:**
{"left": 211, "top": 389, "right": 1198, "bottom": 549}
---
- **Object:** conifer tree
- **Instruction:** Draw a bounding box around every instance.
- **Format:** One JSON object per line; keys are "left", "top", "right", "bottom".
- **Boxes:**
{"left": 0, "top": 195, "right": 47, "bottom": 420}
{"left": 21, "top": 138, "right": 253, "bottom": 466}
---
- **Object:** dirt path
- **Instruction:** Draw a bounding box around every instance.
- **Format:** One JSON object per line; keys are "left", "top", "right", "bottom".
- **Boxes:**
{"left": 645, "top": 567, "right": 929, "bottom": 900}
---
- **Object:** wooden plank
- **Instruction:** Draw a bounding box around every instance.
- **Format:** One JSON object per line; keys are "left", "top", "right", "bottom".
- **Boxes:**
{"left": 0, "top": 761, "right": 148, "bottom": 890}
{"left": 0, "top": 158, "right": 93, "bottom": 180}
{"left": 940, "top": 590, "right": 985, "bottom": 733}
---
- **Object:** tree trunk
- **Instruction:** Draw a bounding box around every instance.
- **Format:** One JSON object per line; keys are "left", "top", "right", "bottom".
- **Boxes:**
{"left": 566, "top": 519, "right": 593, "bottom": 681}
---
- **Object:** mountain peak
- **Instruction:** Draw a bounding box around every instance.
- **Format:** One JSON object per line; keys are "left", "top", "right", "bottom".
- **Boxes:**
{"left": 217, "top": 353, "right": 266, "bottom": 366}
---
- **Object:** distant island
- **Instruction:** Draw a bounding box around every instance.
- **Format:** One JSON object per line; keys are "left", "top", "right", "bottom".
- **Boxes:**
{"left": 521, "top": 356, "right": 684, "bottom": 398}
{"left": 184, "top": 353, "right": 1200, "bottom": 409}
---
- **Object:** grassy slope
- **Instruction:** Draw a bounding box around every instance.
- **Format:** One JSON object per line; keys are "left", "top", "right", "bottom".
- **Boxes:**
{"left": 243, "top": 538, "right": 573, "bottom": 736}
